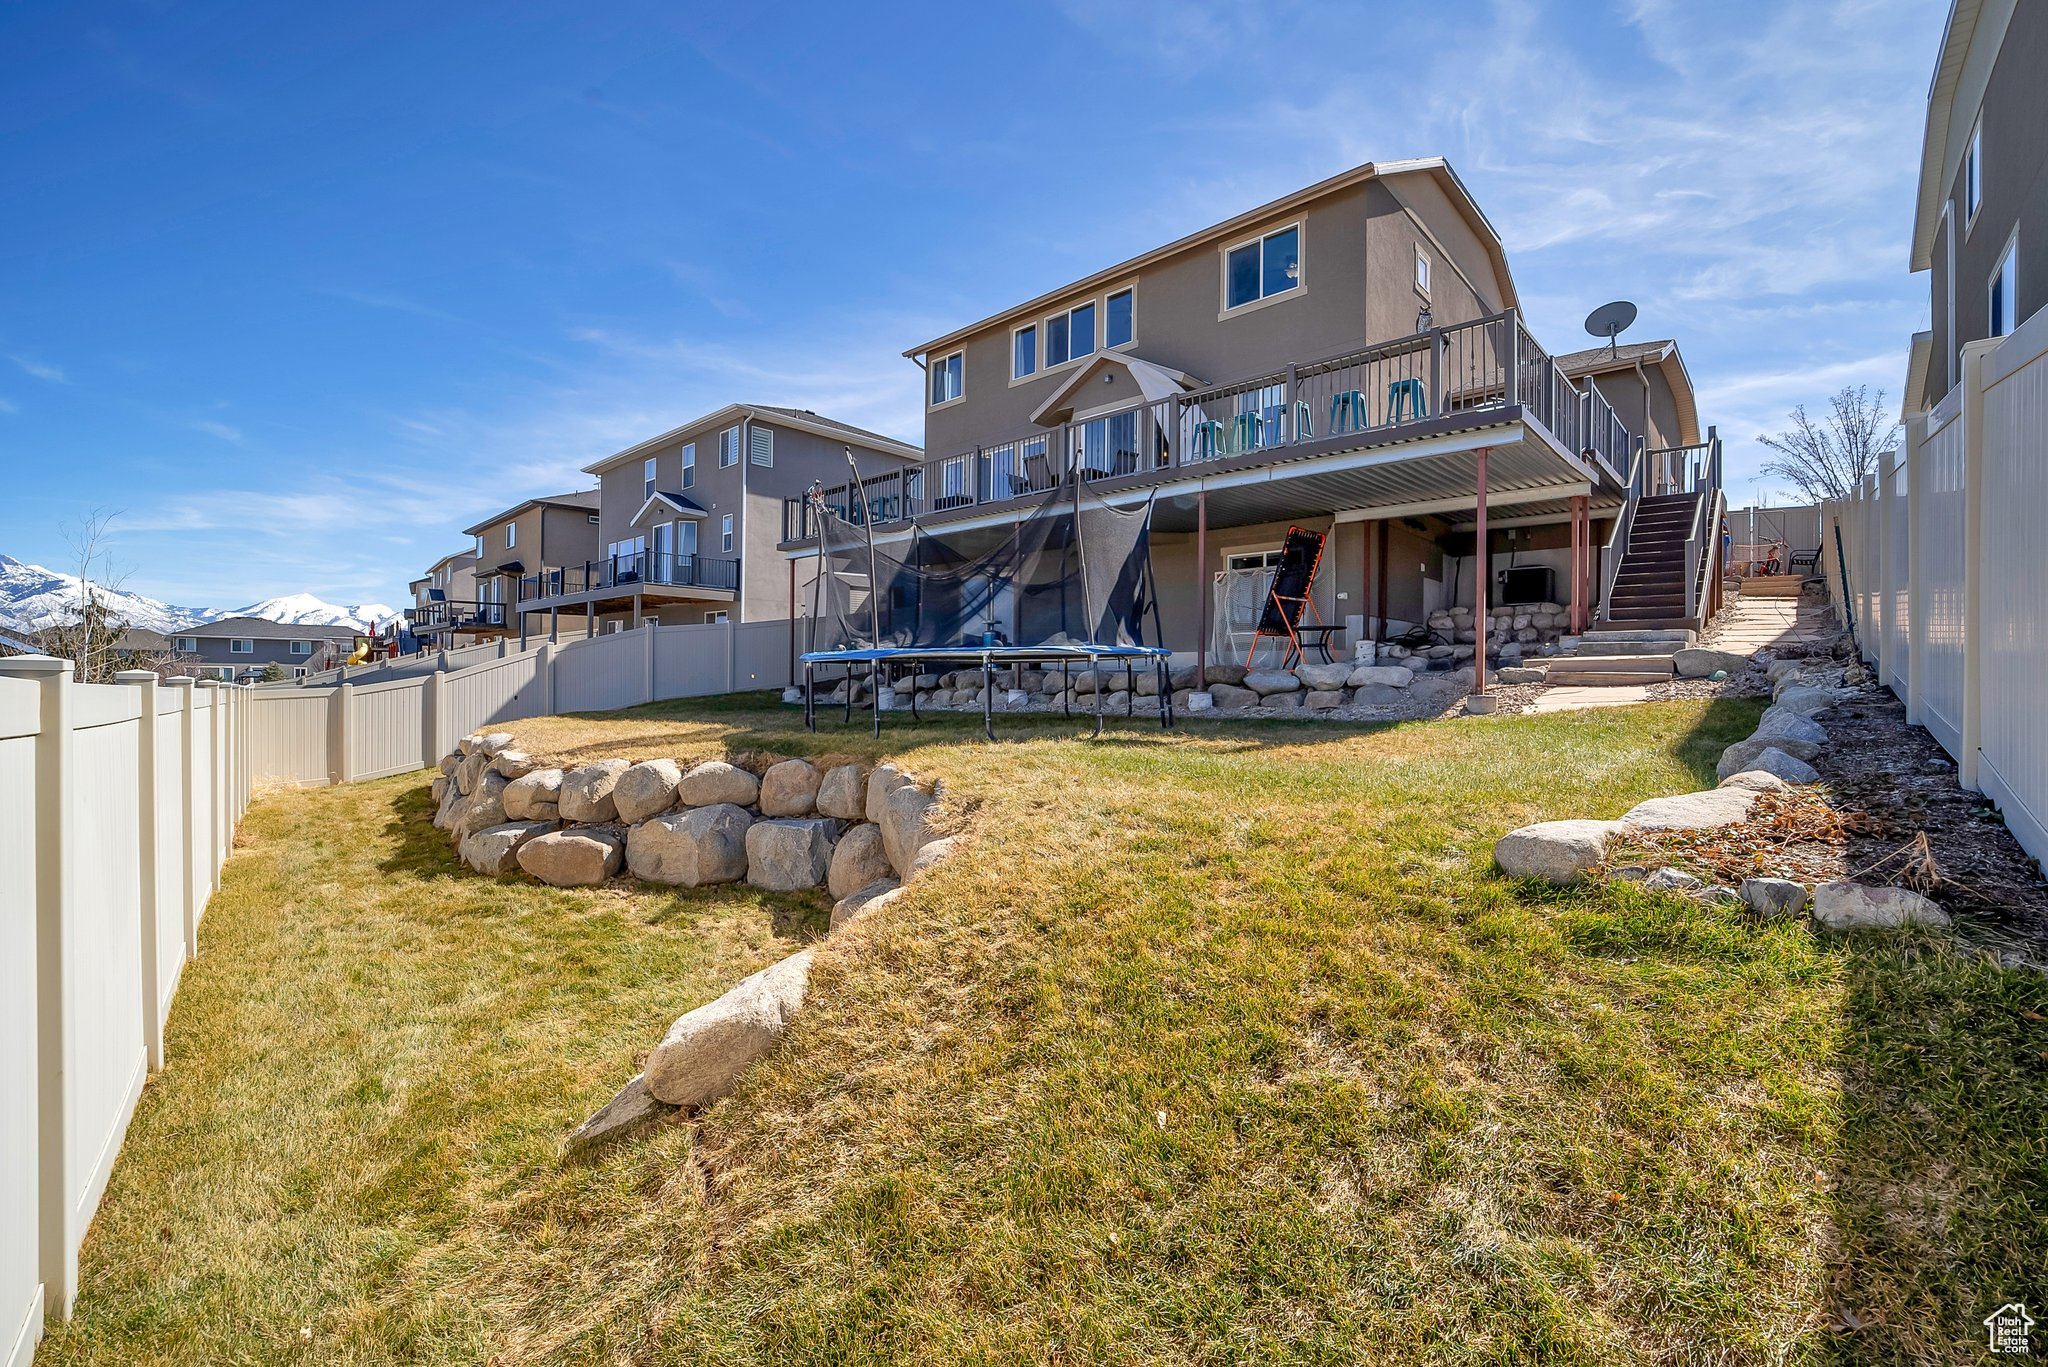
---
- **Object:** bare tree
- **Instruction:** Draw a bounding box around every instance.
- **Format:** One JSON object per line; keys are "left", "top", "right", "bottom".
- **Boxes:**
{"left": 21, "top": 509, "right": 180, "bottom": 682}
{"left": 1756, "top": 385, "right": 1900, "bottom": 504}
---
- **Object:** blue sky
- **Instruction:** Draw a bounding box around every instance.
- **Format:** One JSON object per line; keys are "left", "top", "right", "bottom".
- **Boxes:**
{"left": 0, "top": 0, "right": 1946, "bottom": 610}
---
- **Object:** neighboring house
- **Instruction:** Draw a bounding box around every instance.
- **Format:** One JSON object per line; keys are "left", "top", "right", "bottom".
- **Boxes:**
{"left": 785, "top": 157, "right": 1724, "bottom": 655}
{"left": 458, "top": 490, "right": 603, "bottom": 640}
{"left": 404, "top": 547, "right": 482, "bottom": 648}
{"left": 1555, "top": 340, "right": 1704, "bottom": 488}
{"left": 1907, "top": 0, "right": 2044, "bottom": 413}
{"left": 512, "top": 405, "right": 921, "bottom": 638}
{"left": 129, "top": 617, "right": 361, "bottom": 681}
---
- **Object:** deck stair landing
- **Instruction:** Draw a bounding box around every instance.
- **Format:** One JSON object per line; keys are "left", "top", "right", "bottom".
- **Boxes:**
{"left": 1542, "top": 627, "right": 1695, "bottom": 686}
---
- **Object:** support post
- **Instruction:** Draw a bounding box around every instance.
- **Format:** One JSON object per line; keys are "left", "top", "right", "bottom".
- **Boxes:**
{"left": 644, "top": 617, "right": 657, "bottom": 704}
{"left": 1567, "top": 497, "right": 1583, "bottom": 635}
{"left": 1905, "top": 414, "right": 1927, "bottom": 726}
{"left": 1473, "top": 448, "right": 1489, "bottom": 696}
{"left": 1958, "top": 338, "right": 1995, "bottom": 791}
{"left": 1195, "top": 488, "right": 1209, "bottom": 690}
{"left": 424, "top": 666, "right": 444, "bottom": 767}
{"left": 117, "top": 672, "right": 167, "bottom": 1070}
{"left": 586, "top": 603, "right": 595, "bottom": 639}
{"left": 333, "top": 679, "right": 355, "bottom": 786}
{"left": 165, "top": 678, "right": 197, "bottom": 961}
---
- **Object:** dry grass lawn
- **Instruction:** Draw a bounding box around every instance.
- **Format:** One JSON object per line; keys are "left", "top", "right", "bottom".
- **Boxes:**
{"left": 36, "top": 694, "right": 2047, "bottom": 1366}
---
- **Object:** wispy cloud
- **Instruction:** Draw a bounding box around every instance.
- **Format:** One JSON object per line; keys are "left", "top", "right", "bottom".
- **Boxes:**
{"left": 9, "top": 354, "right": 66, "bottom": 384}
{"left": 0, "top": 397, "right": 16, "bottom": 414}
{"left": 189, "top": 418, "right": 243, "bottom": 443}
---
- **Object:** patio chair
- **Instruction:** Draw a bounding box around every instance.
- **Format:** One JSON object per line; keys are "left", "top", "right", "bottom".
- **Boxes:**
{"left": 1789, "top": 547, "right": 1820, "bottom": 575}
{"left": 1292, "top": 399, "right": 1314, "bottom": 441}
{"left": 1244, "top": 525, "right": 1330, "bottom": 670}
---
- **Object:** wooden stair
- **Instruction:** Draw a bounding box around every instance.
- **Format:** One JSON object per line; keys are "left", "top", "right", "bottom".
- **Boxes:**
{"left": 1601, "top": 492, "right": 1707, "bottom": 631}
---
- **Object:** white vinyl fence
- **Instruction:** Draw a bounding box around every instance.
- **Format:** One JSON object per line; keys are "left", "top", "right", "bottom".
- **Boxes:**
{"left": 1, "top": 662, "right": 248, "bottom": 1367}
{"left": 246, "top": 616, "right": 797, "bottom": 787}
{"left": 1828, "top": 311, "right": 2048, "bottom": 865}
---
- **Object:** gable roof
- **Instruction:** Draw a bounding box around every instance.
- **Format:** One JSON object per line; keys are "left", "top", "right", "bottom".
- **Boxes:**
{"left": 173, "top": 616, "right": 360, "bottom": 641}
{"left": 1555, "top": 339, "right": 1702, "bottom": 447}
{"left": 1029, "top": 352, "right": 1203, "bottom": 426}
{"left": 629, "top": 491, "right": 710, "bottom": 526}
{"left": 904, "top": 157, "right": 1519, "bottom": 360}
{"left": 461, "top": 489, "right": 600, "bottom": 538}
{"left": 1911, "top": 0, "right": 2014, "bottom": 271}
{"left": 582, "top": 405, "right": 922, "bottom": 474}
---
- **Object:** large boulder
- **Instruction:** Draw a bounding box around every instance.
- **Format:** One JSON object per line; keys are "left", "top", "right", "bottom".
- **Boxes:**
{"left": 478, "top": 733, "right": 517, "bottom": 756}
{"left": 827, "top": 821, "right": 894, "bottom": 899}
{"left": 1346, "top": 664, "right": 1413, "bottom": 689}
{"left": 432, "top": 776, "right": 465, "bottom": 830}
{"left": 1716, "top": 735, "right": 1819, "bottom": 779}
{"left": 613, "top": 759, "right": 682, "bottom": 824}
{"left": 745, "top": 818, "right": 839, "bottom": 890}
{"left": 1753, "top": 707, "right": 1829, "bottom": 749}
{"left": 1727, "top": 745, "right": 1821, "bottom": 785}
{"left": 1304, "top": 690, "right": 1348, "bottom": 711}
{"left": 877, "top": 782, "right": 939, "bottom": 874}
{"left": 906, "top": 834, "right": 959, "bottom": 877}
{"left": 1674, "top": 647, "right": 1749, "bottom": 678}
{"left": 1243, "top": 669, "right": 1302, "bottom": 696}
{"left": 831, "top": 879, "right": 903, "bottom": 930}
{"left": 517, "top": 827, "right": 625, "bottom": 887}
{"left": 1494, "top": 819, "right": 1617, "bottom": 883}
{"left": 865, "top": 763, "right": 913, "bottom": 823}
{"left": 492, "top": 749, "right": 538, "bottom": 780}
{"left": 451, "top": 770, "right": 510, "bottom": 841}
{"left": 627, "top": 804, "right": 752, "bottom": 886}
{"left": 815, "top": 762, "right": 869, "bottom": 819}
{"left": 1208, "top": 682, "right": 1258, "bottom": 709}
{"left": 1719, "top": 769, "right": 1791, "bottom": 794}
{"left": 1773, "top": 684, "right": 1835, "bottom": 717}
{"left": 460, "top": 819, "right": 558, "bottom": 876}
{"left": 560, "top": 759, "right": 631, "bottom": 824}
{"left": 645, "top": 950, "right": 814, "bottom": 1107}
{"left": 1352, "top": 684, "right": 1413, "bottom": 705}
{"left": 758, "top": 758, "right": 823, "bottom": 817}
{"left": 678, "top": 760, "right": 760, "bottom": 809}
{"left": 1295, "top": 661, "right": 1353, "bottom": 691}
{"left": 1618, "top": 785, "right": 1761, "bottom": 834}
{"left": 564, "top": 1072, "right": 675, "bottom": 1157}
{"left": 438, "top": 752, "right": 461, "bottom": 777}
{"left": 504, "top": 768, "right": 563, "bottom": 821}
{"left": 455, "top": 749, "right": 491, "bottom": 797}
{"left": 1811, "top": 881, "right": 1950, "bottom": 930}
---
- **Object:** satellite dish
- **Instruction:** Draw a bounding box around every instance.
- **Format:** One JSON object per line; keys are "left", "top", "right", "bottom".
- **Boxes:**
{"left": 1584, "top": 300, "right": 1638, "bottom": 356}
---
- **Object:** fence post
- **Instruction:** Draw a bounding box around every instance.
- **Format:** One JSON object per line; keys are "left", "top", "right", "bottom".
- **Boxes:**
{"left": 424, "top": 668, "right": 444, "bottom": 768}
{"left": 1958, "top": 337, "right": 1995, "bottom": 792}
{"left": 1875, "top": 447, "right": 1894, "bottom": 684}
{"left": 538, "top": 641, "right": 555, "bottom": 716}
{"left": 164, "top": 678, "right": 198, "bottom": 961}
{"left": 0, "top": 656, "right": 77, "bottom": 1318}
{"left": 333, "top": 680, "right": 356, "bottom": 786}
{"left": 644, "top": 620, "right": 657, "bottom": 705}
{"left": 725, "top": 618, "right": 737, "bottom": 694}
{"left": 116, "top": 672, "right": 167, "bottom": 1072}
{"left": 1904, "top": 418, "right": 1927, "bottom": 726}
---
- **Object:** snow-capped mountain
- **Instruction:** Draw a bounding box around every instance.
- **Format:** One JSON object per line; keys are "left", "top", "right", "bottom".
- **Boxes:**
{"left": 0, "top": 555, "right": 398, "bottom": 635}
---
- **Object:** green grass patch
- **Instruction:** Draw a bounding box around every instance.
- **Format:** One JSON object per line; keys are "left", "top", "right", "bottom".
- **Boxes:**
{"left": 37, "top": 697, "right": 2048, "bottom": 1365}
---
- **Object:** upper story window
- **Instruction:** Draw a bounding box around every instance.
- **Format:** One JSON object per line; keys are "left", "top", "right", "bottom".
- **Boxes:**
{"left": 719, "top": 426, "right": 740, "bottom": 467}
{"left": 1414, "top": 246, "right": 1432, "bottom": 296}
{"left": 750, "top": 426, "right": 774, "bottom": 466}
{"left": 1223, "top": 223, "right": 1301, "bottom": 312}
{"left": 1013, "top": 324, "right": 1037, "bottom": 379}
{"left": 290, "top": 640, "right": 312, "bottom": 656}
{"left": 720, "top": 513, "right": 735, "bottom": 553}
{"left": 1046, "top": 303, "right": 1096, "bottom": 368}
{"left": 930, "top": 351, "right": 964, "bottom": 407}
{"left": 174, "top": 636, "right": 197, "bottom": 654}
{"left": 643, "top": 457, "right": 656, "bottom": 501}
{"left": 681, "top": 441, "right": 696, "bottom": 488}
{"left": 505, "top": 521, "right": 516, "bottom": 548}
{"left": 1965, "top": 119, "right": 1983, "bottom": 225}
{"left": 230, "top": 639, "right": 254, "bottom": 654}
{"left": 1990, "top": 236, "right": 2018, "bottom": 337}
{"left": 473, "top": 534, "right": 484, "bottom": 559}
{"left": 1105, "top": 288, "right": 1134, "bottom": 348}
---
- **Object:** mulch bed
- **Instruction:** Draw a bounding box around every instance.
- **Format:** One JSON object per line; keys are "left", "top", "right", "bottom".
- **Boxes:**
{"left": 1604, "top": 786, "right": 1853, "bottom": 887}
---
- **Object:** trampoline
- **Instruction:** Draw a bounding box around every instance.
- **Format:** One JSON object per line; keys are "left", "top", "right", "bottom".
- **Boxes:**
{"left": 801, "top": 452, "right": 1172, "bottom": 739}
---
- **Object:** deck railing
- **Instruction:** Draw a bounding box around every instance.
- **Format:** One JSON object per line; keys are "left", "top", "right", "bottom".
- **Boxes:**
{"left": 785, "top": 309, "right": 1629, "bottom": 543}
{"left": 405, "top": 600, "right": 508, "bottom": 631}
{"left": 514, "top": 553, "right": 741, "bottom": 605}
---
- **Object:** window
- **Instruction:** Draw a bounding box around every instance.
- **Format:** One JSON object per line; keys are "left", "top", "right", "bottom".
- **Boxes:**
{"left": 677, "top": 519, "right": 698, "bottom": 556}
{"left": 704, "top": 610, "right": 729, "bottom": 625}
{"left": 230, "top": 639, "right": 254, "bottom": 654}
{"left": 1105, "top": 288, "right": 1134, "bottom": 348}
{"left": 290, "top": 640, "right": 312, "bottom": 656}
{"left": 1966, "top": 120, "right": 1983, "bottom": 224}
{"left": 719, "top": 426, "right": 740, "bottom": 467}
{"left": 643, "top": 457, "right": 656, "bottom": 502}
{"left": 1045, "top": 303, "right": 1096, "bottom": 368}
{"left": 174, "top": 636, "right": 197, "bottom": 654}
{"left": 506, "top": 521, "right": 516, "bottom": 548}
{"left": 473, "top": 534, "right": 484, "bottom": 558}
{"left": 929, "top": 351, "right": 964, "bottom": 406}
{"left": 293, "top": 667, "right": 308, "bottom": 679}
{"left": 1013, "top": 324, "right": 1037, "bottom": 379}
{"left": 1414, "top": 246, "right": 1432, "bottom": 296}
{"left": 1990, "top": 236, "right": 2019, "bottom": 337}
{"left": 1224, "top": 223, "right": 1301, "bottom": 311}
{"left": 587, "top": 513, "right": 599, "bottom": 524}
{"left": 749, "top": 426, "right": 773, "bottom": 467}
{"left": 681, "top": 441, "right": 696, "bottom": 488}
{"left": 721, "top": 513, "right": 734, "bottom": 553}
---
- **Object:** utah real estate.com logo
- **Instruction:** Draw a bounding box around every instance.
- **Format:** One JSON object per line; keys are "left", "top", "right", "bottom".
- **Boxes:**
{"left": 1986, "top": 1303, "right": 2035, "bottom": 1355}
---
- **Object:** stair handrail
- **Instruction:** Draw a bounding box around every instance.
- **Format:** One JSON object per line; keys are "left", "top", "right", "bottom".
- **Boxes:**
{"left": 1597, "top": 437, "right": 1647, "bottom": 622}
{"left": 1679, "top": 427, "right": 1724, "bottom": 621}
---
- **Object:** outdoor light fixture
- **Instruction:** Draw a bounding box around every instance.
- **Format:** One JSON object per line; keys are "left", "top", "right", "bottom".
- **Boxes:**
{"left": 1415, "top": 305, "right": 1433, "bottom": 333}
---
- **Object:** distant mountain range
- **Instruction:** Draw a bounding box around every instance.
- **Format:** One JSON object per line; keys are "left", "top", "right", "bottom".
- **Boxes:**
{"left": 0, "top": 555, "right": 398, "bottom": 636}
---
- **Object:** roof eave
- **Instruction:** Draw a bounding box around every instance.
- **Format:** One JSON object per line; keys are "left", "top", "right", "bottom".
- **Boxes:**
{"left": 582, "top": 405, "right": 923, "bottom": 475}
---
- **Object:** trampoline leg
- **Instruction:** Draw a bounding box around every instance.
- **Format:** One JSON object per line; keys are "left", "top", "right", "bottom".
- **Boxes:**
{"left": 1093, "top": 663, "right": 1105, "bottom": 738}
{"left": 1125, "top": 662, "right": 1134, "bottom": 717}
{"left": 1158, "top": 659, "right": 1173, "bottom": 730}
{"left": 1062, "top": 661, "right": 1072, "bottom": 720}
{"left": 981, "top": 659, "right": 995, "bottom": 742}
{"left": 804, "top": 661, "right": 816, "bottom": 733}
{"left": 909, "top": 666, "right": 922, "bottom": 724}
{"left": 872, "top": 663, "right": 882, "bottom": 739}
{"left": 843, "top": 670, "right": 853, "bottom": 726}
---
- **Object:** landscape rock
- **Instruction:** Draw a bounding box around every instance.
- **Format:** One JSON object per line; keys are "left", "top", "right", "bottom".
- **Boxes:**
{"left": 1674, "top": 647, "right": 1749, "bottom": 679}
{"left": 1741, "top": 878, "right": 1810, "bottom": 917}
{"left": 457, "top": 734, "right": 483, "bottom": 756}
{"left": 478, "top": 733, "right": 516, "bottom": 756}
{"left": 517, "top": 826, "right": 625, "bottom": 887}
{"left": 492, "top": 749, "right": 538, "bottom": 781}
{"left": 1496, "top": 666, "right": 1547, "bottom": 684}
{"left": 432, "top": 777, "right": 464, "bottom": 830}
{"left": 627, "top": 804, "right": 752, "bottom": 887}
{"left": 830, "top": 879, "right": 903, "bottom": 930}
{"left": 1243, "top": 669, "right": 1303, "bottom": 696}
{"left": 815, "top": 762, "right": 869, "bottom": 819}
{"left": 1465, "top": 694, "right": 1497, "bottom": 714}
{"left": 1753, "top": 707, "right": 1829, "bottom": 749}
{"left": 559, "top": 759, "right": 631, "bottom": 823}
{"left": 745, "top": 818, "right": 839, "bottom": 890}
{"left": 677, "top": 760, "right": 760, "bottom": 809}
{"left": 455, "top": 749, "right": 490, "bottom": 797}
{"left": 1346, "top": 664, "right": 1413, "bottom": 689}
{"left": 1773, "top": 685, "right": 1836, "bottom": 717}
{"left": 1731, "top": 746, "right": 1821, "bottom": 785}
{"left": 1208, "top": 683, "right": 1258, "bottom": 709}
{"left": 1716, "top": 735, "right": 1821, "bottom": 779}
{"left": 1811, "top": 881, "right": 1951, "bottom": 930}
{"left": 439, "top": 752, "right": 460, "bottom": 776}
{"left": 503, "top": 768, "right": 564, "bottom": 821}
{"left": 460, "top": 819, "right": 559, "bottom": 876}
{"left": 451, "top": 770, "right": 510, "bottom": 841}
{"left": 1494, "top": 819, "right": 1617, "bottom": 883}
{"left": 1619, "top": 785, "right": 1760, "bottom": 833}
{"left": 865, "top": 763, "right": 913, "bottom": 823}
{"left": 1305, "top": 689, "right": 1348, "bottom": 711}
{"left": 1699, "top": 885, "right": 1744, "bottom": 906}
{"left": 758, "top": 758, "right": 823, "bottom": 817}
{"left": 564, "top": 1072, "right": 675, "bottom": 1157}
{"left": 827, "top": 821, "right": 894, "bottom": 899}
{"left": 1644, "top": 867, "right": 1702, "bottom": 893}
{"left": 906, "top": 834, "right": 959, "bottom": 876}
{"left": 1295, "top": 661, "right": 1353, "bottom": 691}
{"left": 612, "top": 759, "right": 683, "bottom": 824}
{"left": 877, "top": 781, "right": 940, "bottom": 874}
{"left": 1204, "top": 663, "right": 1248, "bottom": 687}
{"left": 431, "top": 776, "right": 447, "bottom": 805}
{"left": 1718, "top": 769, "right": 1792, "bottom": 793}
{"left": 1352, "top": 684, "right": 1412, "bottom": 705}
{"left": 644, "top": 950, "right": 814, "bottom": 1107}
{"left": 1262, "top": 690, "right": 1302, "bottom": 711}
